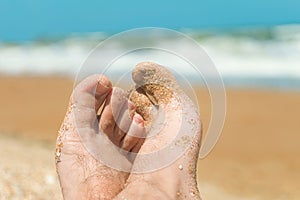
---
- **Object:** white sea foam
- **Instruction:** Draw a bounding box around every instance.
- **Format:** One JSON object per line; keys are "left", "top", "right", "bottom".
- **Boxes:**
{"left": 0, "top": 25, "right": 300, "bottom": 89}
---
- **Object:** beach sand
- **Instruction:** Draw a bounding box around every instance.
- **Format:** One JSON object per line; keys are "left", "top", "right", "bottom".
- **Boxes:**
{"left": 0, "top": 77, "right": 299, "bottom": 199}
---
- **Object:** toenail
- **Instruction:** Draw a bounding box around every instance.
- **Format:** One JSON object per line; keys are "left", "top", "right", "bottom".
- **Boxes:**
{"left": 97, "top": 75, "right": 112, "bottom": 88}
{"left": 128, "top": 100, "right": 135, "bottom": 110}
{"left": 133, "top": 114, "right": 144, "bottom": 126}
{"left": 132, "top": 70, "right": 144, "bottom": 84}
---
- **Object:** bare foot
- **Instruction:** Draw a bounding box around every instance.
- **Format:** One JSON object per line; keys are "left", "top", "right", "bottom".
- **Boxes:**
{"left": 55, "top": 75, "right": 146, "bottom": 200}
{"left": 115, "top": 62, "right": 202, "bottom": 199}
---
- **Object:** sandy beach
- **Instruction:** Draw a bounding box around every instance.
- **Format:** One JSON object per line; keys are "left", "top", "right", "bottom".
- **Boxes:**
{"left": 0, "top": 76, "right": 299, "bottom": 199}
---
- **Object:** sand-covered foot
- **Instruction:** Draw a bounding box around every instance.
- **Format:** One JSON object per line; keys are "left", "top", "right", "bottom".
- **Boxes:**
{"left": 55, "top": 75, "right": 145, "bottom": 200}
{"left": 115, "top": 62, "right": 202, "bottom": 199}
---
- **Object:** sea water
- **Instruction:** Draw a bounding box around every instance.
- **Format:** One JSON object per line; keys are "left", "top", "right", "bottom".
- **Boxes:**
{"left": 0, "top": 25, "right": 300, "bottom": 91}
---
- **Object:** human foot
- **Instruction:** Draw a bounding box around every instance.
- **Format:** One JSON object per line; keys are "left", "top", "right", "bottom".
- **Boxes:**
{"left": 115, "top": 62, "right": 202, "bottom": 199}
{"left": 55, "top": 75, "right": 146, "bottom": 199}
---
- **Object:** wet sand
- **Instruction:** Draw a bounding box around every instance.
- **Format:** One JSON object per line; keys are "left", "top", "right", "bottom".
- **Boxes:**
{"left": 0, "top": 77, "right": 299, "bottom": 199}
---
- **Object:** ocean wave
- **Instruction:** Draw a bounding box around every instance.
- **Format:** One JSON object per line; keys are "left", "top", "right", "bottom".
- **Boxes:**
{"left": 0, "top": 25, "right": 300, "bottom": 89}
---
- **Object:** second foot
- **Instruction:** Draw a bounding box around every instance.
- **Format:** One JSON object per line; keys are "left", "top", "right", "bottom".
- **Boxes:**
{"left": 115, "top": 62, "right": 202, "bottom": 200}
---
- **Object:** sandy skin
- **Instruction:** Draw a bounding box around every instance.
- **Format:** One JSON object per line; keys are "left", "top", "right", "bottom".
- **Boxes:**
{"left": 56, "top": 62, "right": 202, "bottom": 199}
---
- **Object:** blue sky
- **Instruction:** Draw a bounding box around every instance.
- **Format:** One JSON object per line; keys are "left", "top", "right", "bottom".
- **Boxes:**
{"left": 1, "top": 0, "right": 300, "bottom": 41}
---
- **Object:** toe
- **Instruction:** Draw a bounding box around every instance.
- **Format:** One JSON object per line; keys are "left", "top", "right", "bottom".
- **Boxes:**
{"left": 129, "top": 90, "right": 152, "bottom": 123}
{"left": 99, "top": 87, "right": 128, "bottom": 144}
{"left": 74, "top": 74, "right": 112, "bottom": 110}
{"left": 121, "top": 113, "right": 145, "bottom": 152}
{"left": 99, "top": 92, "right": 115, "bottom": 135}
{"left": 72, "top": 74, "right": 112, "bottom": 129}
{"left": 132, "top": 62, "right": 176, "bottom": 88}
{"left": 113, "top": 100, "right": 136, "bottom": 145}
{"left": 132, "top": 62, "right": 179, "bottom": 106}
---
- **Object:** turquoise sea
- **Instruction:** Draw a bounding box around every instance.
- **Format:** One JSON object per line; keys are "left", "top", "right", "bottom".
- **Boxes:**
{"left": 0, "top": 25, "right": 300, "bottom": 90}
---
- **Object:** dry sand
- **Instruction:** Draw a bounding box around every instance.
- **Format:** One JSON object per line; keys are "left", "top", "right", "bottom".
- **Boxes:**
{"left": 0, "top": 77, "right": 299, "bottom": 199}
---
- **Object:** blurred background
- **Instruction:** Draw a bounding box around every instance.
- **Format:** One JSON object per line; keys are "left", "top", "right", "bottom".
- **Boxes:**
{"left": 0, "top": 0, "right": 300, "bottom": 199}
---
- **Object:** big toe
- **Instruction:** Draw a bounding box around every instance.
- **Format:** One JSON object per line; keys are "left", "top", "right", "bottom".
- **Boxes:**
{"left": 129, "top": 62, "right": 202, "bottom": 172}
{"left": 131, "top": 61, "right": 200, "bottom": 127}
{"left": 132, "top": 62, "right": 182, "bottom": 106}
{"left": 132, "top": 62, "right": 176, "bottom": 86}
